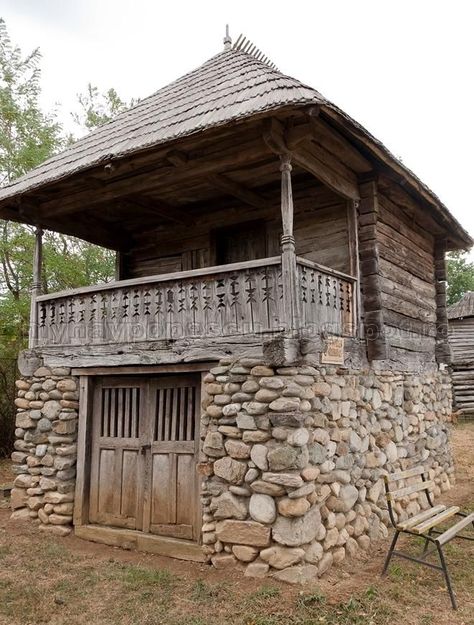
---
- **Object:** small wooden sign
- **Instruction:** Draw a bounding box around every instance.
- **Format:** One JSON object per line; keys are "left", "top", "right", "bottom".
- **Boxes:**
{"left": 321, "top": 336, "right": 345, "bottom": 365}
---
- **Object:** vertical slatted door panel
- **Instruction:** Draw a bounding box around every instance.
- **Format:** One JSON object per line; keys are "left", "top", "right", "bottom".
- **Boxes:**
{"left": 89, "top": 379, "right": 145, "bottom": 530}
{"left": 147, "top": 376, "right": 200, "bottom": 540}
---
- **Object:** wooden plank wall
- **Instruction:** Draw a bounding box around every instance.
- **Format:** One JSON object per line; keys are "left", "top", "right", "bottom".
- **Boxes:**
{"left": 376, "top": 187, "right": 437, "bottom": 360}
{"left": 123, "top": 178, "right": 352, "bottom": 280}
{"left": 449, "top": 317, "right": 474, "bottom": 418}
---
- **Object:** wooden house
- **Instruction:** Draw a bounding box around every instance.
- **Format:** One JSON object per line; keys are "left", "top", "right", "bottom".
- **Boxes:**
{"left": 448, "top": 292, "right": 474, "bottom": 419}
{"left": 2, "top": 35, "right": 472, "bottom": 581}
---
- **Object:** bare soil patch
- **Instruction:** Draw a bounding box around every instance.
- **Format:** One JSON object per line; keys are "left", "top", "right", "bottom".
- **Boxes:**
{"left": 0, "top": 425, "right": 472, "bottom": 625}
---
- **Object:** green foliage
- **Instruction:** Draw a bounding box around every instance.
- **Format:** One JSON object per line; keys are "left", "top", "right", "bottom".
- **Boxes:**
{"left": 447, "top": 251, "right": 474, "bottom": 306}
{"left": 72, "top": 83, "right": 134, "bottom": 133}
{"left": 0, "top": 19, "right": 125, "bottom": 455}
{"left": 0, "top": 18, "right": 64, "bottom": 185}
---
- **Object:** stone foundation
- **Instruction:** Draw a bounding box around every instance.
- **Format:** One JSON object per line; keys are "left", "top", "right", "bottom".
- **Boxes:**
{"left": 199, "top": 359, "right": 454, "bottom": 582}
{"left": 10, "top": 357, "right": 454, "bottom": 583}
{"left": 11, "top": 366, "right": 78, "bottom": 536}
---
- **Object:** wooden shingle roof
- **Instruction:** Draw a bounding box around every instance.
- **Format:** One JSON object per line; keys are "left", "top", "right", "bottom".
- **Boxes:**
{"left": 0, "top": 42, "right": 472, "bottom": 249}
{"left": 0, "top": 49, "right": 323, "bottom": 202}
{"left": 448, "top": 292, "right": 474, "bottom": 320}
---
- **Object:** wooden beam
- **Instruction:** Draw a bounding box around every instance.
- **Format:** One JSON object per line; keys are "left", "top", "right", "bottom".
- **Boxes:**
{"left": 263, "top": 117, "right": 288, "bottom": 154}
{"left": 29, "top": 227, "right": 43, "bottom": 348}
{"left": 293, "top": 144, "right": 360, "bottom": 201}
{"left": 263, "top": 118, "right": 360, "bottom": 201}
{"left": 322, "top": 107, "right": 473, "bottom": 250}
{"left": 434, "top": 237, "right": 452, "bottom": 365}
{"left": 18, "top": 203, "right": 128, "bottom": 250}
{"left": 38, "top": 138, "right": 270, "bottom": 218}
{"left": 122, "top": 195, "right": 192, "bottom": 225}
{"left": 166, "top": 150, "right": 188, "bottom": 167}
{"left": 308, "top": 117, "right": 372, "bottom": 173}
{"left": 279, "top": 154, "right": 300, "bottom": 333}
{"left": 285, "top": 123, "right": 312, "bottom": 150}
{"left": 167, "top": 147, "right": 270, "bottom": 209}
{"left": 207, "top": 173, "right": 269, "bottom": 209}
{"left": 358, "top": 179, "right": 388, "bottom": 361}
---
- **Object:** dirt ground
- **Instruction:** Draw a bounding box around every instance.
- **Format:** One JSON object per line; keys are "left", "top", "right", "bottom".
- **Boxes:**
{"left": 0, "top": 424, "right": 472, "bottom": 625}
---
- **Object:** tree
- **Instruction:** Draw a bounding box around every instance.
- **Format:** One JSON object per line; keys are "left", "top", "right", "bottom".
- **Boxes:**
{"left": 0, "top": 19, "right": 117, "bottom": 348}
{"left": 0, "top": 19, "right": 131, "bottom": 453}
{"left": 72, "top": 83, "right": 134, "bottom": 134}
{"left": 447, "top": 251, "right": 474, "bottom": 307}
{"left": 0, "top": 18, "right": 63, "bottom": 185}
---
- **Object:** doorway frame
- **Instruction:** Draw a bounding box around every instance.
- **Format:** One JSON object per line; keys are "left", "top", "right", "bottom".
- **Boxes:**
{"left": 73, "top": 363, "right": 213, "bottom": 561}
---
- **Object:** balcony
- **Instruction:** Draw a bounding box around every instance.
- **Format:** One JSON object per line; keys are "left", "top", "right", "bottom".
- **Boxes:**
{"left": 32, "top": 257, "right": 356, "bottom": 348}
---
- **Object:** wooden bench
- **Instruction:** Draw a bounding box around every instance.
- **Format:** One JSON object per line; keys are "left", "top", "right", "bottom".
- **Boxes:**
{"left": 382, "top": 466, "right": 474, "bottom": 610}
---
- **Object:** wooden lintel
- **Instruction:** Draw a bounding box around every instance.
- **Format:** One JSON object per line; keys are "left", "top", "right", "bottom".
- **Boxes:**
{"left": 207, "top": 173, "right": 269, "bottom": 209}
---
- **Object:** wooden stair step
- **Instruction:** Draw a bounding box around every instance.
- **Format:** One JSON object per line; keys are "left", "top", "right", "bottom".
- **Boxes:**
{"left": 412, "top": 506, "right": 461, "bottom": 535}
{"left": 436, "top": 513, "right": 474, "bottom": 546}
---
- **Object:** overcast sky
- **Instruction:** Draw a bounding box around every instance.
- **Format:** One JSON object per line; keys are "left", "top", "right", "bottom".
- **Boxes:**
{"left": 2, "top": 0, "right": 473, "bottom": 250}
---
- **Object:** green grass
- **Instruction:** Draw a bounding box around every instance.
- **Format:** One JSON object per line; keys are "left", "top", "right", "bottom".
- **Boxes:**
{"left": 116, "top": 563, "right": 176, "bottom": 589}
{"left": 191, "top": 578, "right": 227, "bottom": 602}
{"left": 0, "top": 519, "right": 472, "bottom": 625}
{"left": 249, "top": 585, "right": 281, "bottom": 601}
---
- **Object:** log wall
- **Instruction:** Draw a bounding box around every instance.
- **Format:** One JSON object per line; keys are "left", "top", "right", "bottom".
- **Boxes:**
{"left": 123, "top": 178, "right": 352, "bottom": 280}
{"left": 449, "top": 317, "right": 474, "bottom": 419}
{"left": 376, "top": 186, "right": 437, "bottom": 362}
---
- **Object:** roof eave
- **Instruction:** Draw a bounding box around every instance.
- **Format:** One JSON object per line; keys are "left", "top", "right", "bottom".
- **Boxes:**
{"left": 321, "top": 104, "right": 473, "bottom": 251}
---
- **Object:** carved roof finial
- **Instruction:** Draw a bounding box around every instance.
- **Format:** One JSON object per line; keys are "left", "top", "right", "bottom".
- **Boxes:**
{"left": 223, "top": 24, "right": 232, "bottom": 51}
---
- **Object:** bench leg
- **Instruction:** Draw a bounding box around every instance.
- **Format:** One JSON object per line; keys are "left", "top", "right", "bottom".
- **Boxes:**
{"left": 422, "top": 528, "right": 433, "bottom": 557}
{"left": 436, "top": 543, "right": 457, "bottom": 610}
{"left": 382, "top": 530, "right": 400, "bottom": 576}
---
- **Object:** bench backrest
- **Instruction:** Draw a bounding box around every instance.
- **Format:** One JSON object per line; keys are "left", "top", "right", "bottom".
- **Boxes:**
{"left": 384, "top": 466, "right": 434, "bottom": 527}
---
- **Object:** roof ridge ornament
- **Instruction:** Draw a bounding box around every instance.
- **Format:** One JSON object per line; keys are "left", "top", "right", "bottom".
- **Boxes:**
{"left": 223, "top": 24, "right": 232, "bottom": 51}
{"left": 232, "top": 34, "right": 278, "bottom": 70}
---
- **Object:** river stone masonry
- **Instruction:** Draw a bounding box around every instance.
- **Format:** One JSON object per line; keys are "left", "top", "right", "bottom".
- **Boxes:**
{"left": 10, "top": 358, "right": 454, "bottom": 583}
{"left": 199, "top": 359, "right": 454, "bottom": 583}
{"left": 11, "top": 366, "right": 78, "bottom": 536}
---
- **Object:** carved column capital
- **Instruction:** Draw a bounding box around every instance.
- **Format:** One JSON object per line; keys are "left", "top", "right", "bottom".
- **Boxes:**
{"left": 279, "top": 153, "right": 292, "bottom": 173}
{"left": 280, "top": 233, "right": 296, "bottom": 250}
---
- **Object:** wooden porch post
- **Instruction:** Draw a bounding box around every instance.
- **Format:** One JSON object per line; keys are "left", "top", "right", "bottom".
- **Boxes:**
{"left": 29, "top": 226, "right": 43, "bottom": 348}
{"left": 279, "top": 154, "right": 300, "bottom": 333}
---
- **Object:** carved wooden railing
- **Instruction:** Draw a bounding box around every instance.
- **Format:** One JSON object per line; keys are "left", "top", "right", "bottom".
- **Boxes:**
{"left": 33, "top": 257, "right": 356, "bottom": 347}
{"left": 297, "top": 258, "right": 356, "bottom": 338}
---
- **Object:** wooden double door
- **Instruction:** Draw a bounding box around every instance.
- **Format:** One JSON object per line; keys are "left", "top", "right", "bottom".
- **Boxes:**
{"left": 89, "top": 374, "right": 200, "bottom": 541}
